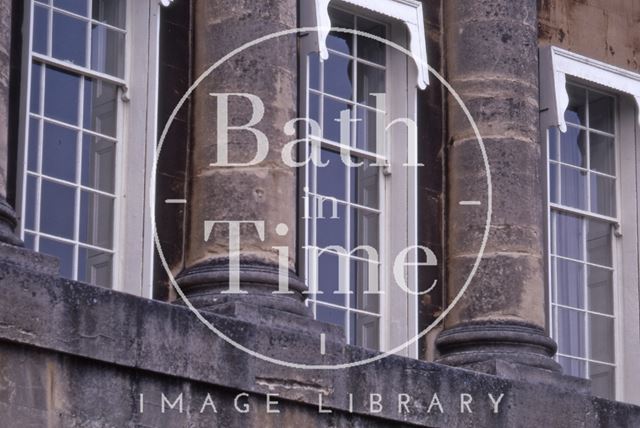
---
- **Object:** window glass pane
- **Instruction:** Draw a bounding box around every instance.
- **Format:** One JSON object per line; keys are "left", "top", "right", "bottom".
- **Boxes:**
{"left": 590, "top": 363, "right": 615, "bottom": 399}
{"left": 53, "top": 0, "right": 88, "bottom": 16}
{"left": 351, "top": 259, "right": 379, "bottom": 312}
{"left": 351, "top": 208, "right": 379, "bottom": 254}
{"left": 589, "top": 91, "right": 615, "bottom": 134}
{"left": 81, "top": 134, "right": 115, "bottom": 193}
{"left": 555, "top": 212, "right": 583, "bottom": 260}
{"left": 78, "top": 247, "right": 112, "bottom": 287}
{"left": 307, "top": 92, "right": 321, "bottom": 130}
{"left": 557, "top": 307, "right": 585, "bottom": 357}
{"left": 351, "top": 313, "right": 379, "bottom": 350}
{"left": 565, "top": 84, "right": 586, "bottom": 126}
{"left": 92, "top": 0, "right": 126, "bottom": 29}
{"left": 24, "top": 233, "right": 36, "bottom": 250}
{"left": 40, "top": 179, "right": 75, "bottom": 239}
{"left": 33, "top": 5, "right": 49, "bottom": 55}
{"left": 351, "top": 160, "right": 379, "bottom": 208}
{"left": 549, "top": 162, "right": 558, "bottom": 203}
{"left": 24, "top": 175, "right": 38, "bottom": 231}
{"left": 548, "top": 127, "right": 559, "bottom": 161}
{"left": 587, "top": 219, "right": 612, "bottom": 267}
{"left": 52, "top": 12, "right": 87, "bottom": 66}
{"left": 560, "top": 165, "right": 587, "bottom": 210}
{"left": 324, "top": 54, "right": 353, "bottom": 101}
{"left": 317, "top": 149, "right": 346, "bottom": 200}
{"left": 556, "top": 258, "right": 584, "bottom": 309}
{"left": 45, "top": 66, "right": 80, "bottom": 125}
{"left": 327, "top": 8, "right": 353, "bottom": 55}
{"left": 316, "top": 304, "right": 346, "bottom": 331}
{"left": 91, "top": 24, "right": 125, "bottom": 78}
{"left": 42, "top": 121, "right": 77, "bottom": 182}
{"left": 316, "top": 251, "right": 346, "bottom": 306}
{"left": 356, "top": 17, "right": 386, "bottom": 66}
{"left": 590, "top": 174, "right": 616, "bottom": 217}
{"left": 28, "top": 118, "right": 40, "bottom": 172}
{"left": 79, "top": 190, "right": 114, "bottom": 249}
{"left": 323, "top": 97, "right": 353, "bottom": 144}
{"left": 558, "top": 355, "right": 586, "bottom": 378}
{"left": 560, "top": 126, "right": 586, "bottom": 168}
{"left": 308, "top": 53, "right": 320, "bottom": 91}
{"left": 588, "top": 314, "right": 614, "bottom": 363}
{"left": 587, "top": 266, "right": 613, "bottom": 315}
{"left": 589, "top": 133, "right": 615, "bottom": 175}
{"left": 355, "top": 106, "right": 382, "bottom": 153}
{"left": 30, "top": 62, "right": 42, "bottom": 114}
{"left": 357, "top": 63, "right": 385, "bottom": 107}
{"left": 39, "top": 237, "right": 74, "bottom": 279}
{"left": 315, "top": 202, "right": 346, "bottom": 250}
{"left": 83, "top": 78, "right": 117, "bottom": 137}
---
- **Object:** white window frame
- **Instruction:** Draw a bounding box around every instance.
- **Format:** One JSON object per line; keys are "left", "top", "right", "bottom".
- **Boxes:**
{"left": 540, "top": 45, "right": 640, "bottom": 404}
{"left": 300, "top": 0, "right": 428, "bottom": 357}
{"left": 309, "top": 0, "right": 428, "bottom": 89}
{"left": 16, "top": 0, "right": 164, "bottom": 297}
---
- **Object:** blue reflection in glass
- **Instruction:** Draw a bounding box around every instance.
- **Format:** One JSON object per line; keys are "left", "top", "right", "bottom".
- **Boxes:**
{"left": 28, "top": 118, "right": 39, "bottom": 172}
{"left": 33, "top": 6, "right": 49, "bottom": 55}
{"left": 317, "top": 149, "right": 346, "bottom": 200}
{"left": 52, "top": 12, "right": 87, "bottom": 66}
{"left": 317, "top": 252, "right": 346, "bottom": 306}
{"left": 54, "top": 0, "right": 88, "bottom": 16}
{"left": 45, "top": 66, "right": 80, "bottom": 125}
{"left": 42, "top": 121, "right": 77, "bottom": 182}
{"left": 40, "top": 237, "right": 74, "bottom": 279}
{"left": 24, "top": 175, "right": 38, "bottom": 231}
{"left": 323, "top": 97, "right": 352, "bottom": 144}
{"left": 316, "top": 202, "right": 346, "bottom": 249}
{"left": 30, "top": 62, "right": 42, "bottom": 114}
{"left": 316, "top": 304, "right": 346, "bottom": 332}
{"left": 40, "top": 179, "right": 75, "bottom": 239}
{"left": 324, "top": 54, "right": 353, "bottom": 101}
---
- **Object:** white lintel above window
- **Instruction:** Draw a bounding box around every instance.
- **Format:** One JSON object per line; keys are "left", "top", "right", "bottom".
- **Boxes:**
{"left": 312, "top": 0, "right": 429, "bottom": 89}
{"left": 540, "top": 45, "right": 640, "bottom": 132}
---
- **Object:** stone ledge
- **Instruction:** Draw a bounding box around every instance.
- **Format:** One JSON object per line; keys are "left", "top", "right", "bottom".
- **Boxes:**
{"left": 0, "top": 257, "right": 639, "bottom": 427}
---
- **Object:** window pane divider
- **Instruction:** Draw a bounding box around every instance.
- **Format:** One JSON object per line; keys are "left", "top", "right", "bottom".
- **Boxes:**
{"left": 556, "top": 352, "right": 616, "bottom": 367}
{"left": 316, "top": 138, "right": 386, "bottom": 162}
{"left": 28, "top": 113, "right": 118, "bottom": 142}
{"left": 27, "top": 172, "right": 116, "bottom": 198}
{"left": 325, "top": 47, "right": 387, "bottom": 70}
{"left": 306, "top": 190, "right": 382, "bottom": 214}
{"left": 550, "top": 203, "right": 618, "bottom": 223}
{"left": 315, "top": 300, "right": 381, "bottom": 317}
{"left": 23, "top": 229, "right": 115, "bottom": 254}
{"left": 551, "top": 302, "right": 615, "bottom": 318}
{"left": 308, "top": 88, "right": 385, "bottom": 113}
{"left": 32, "top": 52, "right": 127, "bottom": 88}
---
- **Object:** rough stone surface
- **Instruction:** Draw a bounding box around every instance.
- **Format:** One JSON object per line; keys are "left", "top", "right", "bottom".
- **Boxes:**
{"left": 0, "top": 0, "right": 10, "bottom": 199}
{"left": 438, "top": 0, "right": 553, "bottom": 370}
{"left": 0, "top": 260, "right": 639, "bottom": 427}
{"left": 180, "top": 0, "right": 306, "bottom": 313}
{"left": 0, "top": 0, "right": 20, "bottom": 246}
{"left": 538, "top": 0, "right": 640, "bottom": 72}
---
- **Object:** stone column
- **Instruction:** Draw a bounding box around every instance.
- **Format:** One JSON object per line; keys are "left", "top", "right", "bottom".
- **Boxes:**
{"left": 0, "top": 0, "right": 21, "bottom": 247}
{"left": 436, "top": 0, "right": 560, "bottom": 372}
{"left": 175, "top": 0, "right": 309, "bottom": 317}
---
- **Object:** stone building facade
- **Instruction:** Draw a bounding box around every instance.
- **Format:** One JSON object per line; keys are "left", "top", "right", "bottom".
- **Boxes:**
{"left": 0, "top": 0, "right": 640, "bottom": 426}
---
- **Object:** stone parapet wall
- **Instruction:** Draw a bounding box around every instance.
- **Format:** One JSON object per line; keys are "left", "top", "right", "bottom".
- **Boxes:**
{"left": 0, "top": 253, "right": 639, "bottom": 427}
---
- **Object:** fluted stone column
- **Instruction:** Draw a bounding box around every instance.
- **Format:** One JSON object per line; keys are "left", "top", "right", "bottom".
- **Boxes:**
{"left": 436, "top": 0, "right": 560, "bottom": 372}
{"left": 176, "top": 0, "right": 309, "bottom": 317}
{"left": 0, "top": 0, "right": 21, "bottom": 247}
